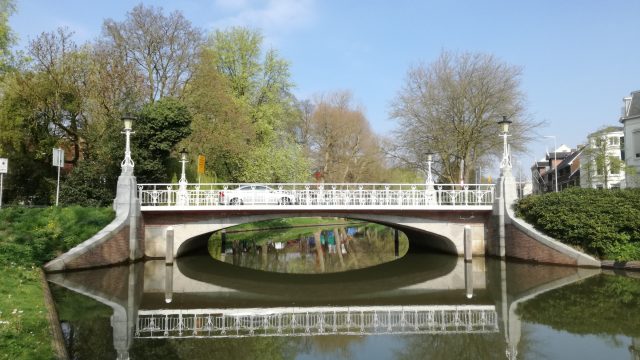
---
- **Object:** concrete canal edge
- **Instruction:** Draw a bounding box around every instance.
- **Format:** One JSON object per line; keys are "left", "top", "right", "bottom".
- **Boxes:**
{"left": 601, "top": 260, "right": 640, "bottom": 272}
{"left": 495, "top": 170, "right": 601, "bottom": 268}
{"left": 39, "top": 269, "right": 69, "bottom": 360}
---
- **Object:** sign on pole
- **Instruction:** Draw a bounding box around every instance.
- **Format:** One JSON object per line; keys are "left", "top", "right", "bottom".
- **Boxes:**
{"left": 52, "top": 148, "right": 64, "bottom": 167}
{"left": 0, "top": 158, "right": 6, "bottom": 209}
{"left": 52, "top": 148, "right": 63, "bottom": 206}
{"left": 197, "top": 154, "right": 205, "bottom": 175}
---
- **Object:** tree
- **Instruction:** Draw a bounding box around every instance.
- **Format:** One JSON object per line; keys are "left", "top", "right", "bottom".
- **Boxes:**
{"left": 207, "top": 27, "right": 296, "bottom": 144}
{"left": 0, "top": 28, "right": 91, "bottom": 203}
{"left": 102, "top": 4, "right": 203, "bottom": 103}
{"left": 133, "top": 97, "right": 192, "bottom": 183}
{"left": 0, "top": 0, "right": 15, "bottom": 72}
{"left": 581, "top": 127, "right": 627, "bottom": 189}
{"left": 390, "top": 50, "right": 542, "bottom": 183}
{"left": 307, "top": 92, "right": 384, "bottom": 182}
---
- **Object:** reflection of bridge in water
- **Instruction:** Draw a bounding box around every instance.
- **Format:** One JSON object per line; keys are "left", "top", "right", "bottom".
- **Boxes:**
{"left": 135, "top": 305, "right": 499, "bottom": 339}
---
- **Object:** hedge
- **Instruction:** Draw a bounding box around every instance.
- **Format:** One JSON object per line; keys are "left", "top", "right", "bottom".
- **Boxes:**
{"left": 515, "top": 187, "right": 640, "bottom": 261}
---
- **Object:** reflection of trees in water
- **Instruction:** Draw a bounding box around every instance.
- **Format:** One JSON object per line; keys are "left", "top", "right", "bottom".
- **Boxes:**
{"left": 297, "top": 335, "right": 365, "bottom": 359}
{"left": 129, "top": 337, "right": 300, "bottom": 360}
{"left": 210, "top": 222, "right": 409, "bottom": 273}
{"left": 393, "top": 333, "right": 506, "bottom": 360}
{"left": 50, "top": 284, "right": 117, "bottom": 360}
{"left": 516, "top": 274, "right": 640, "bottom": 337}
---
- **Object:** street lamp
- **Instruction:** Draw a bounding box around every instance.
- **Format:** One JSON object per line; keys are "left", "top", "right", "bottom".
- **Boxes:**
{"left": 498, "top": 116, "right": 512, "bottom": 170}
{"left": 121, "top": 115, "right": 136, "bottom": 175}
{"left": 543, "top": 135, "right": 558, "bottom": 192}
{"left": 178, "top": 148, "right": 189, "bottom": 205}
{"left": 424, "top": 151, "right": 437, "bottom": 205}
{"left": 425, "top": 151, "right": 434, "bottom": 186}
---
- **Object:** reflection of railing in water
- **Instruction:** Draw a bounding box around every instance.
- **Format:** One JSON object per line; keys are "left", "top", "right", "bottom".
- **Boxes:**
{"left": 135, "top": 305, "right": 498, "bottom": 339}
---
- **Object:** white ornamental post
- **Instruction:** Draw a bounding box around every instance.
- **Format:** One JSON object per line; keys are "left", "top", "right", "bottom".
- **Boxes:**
{"left": 178, "top": 148, "right": 189, "bottom": 206}
{"left": 425, "top": 151, "right": 436, "bottom": 205}
{"left": 498, "top": 116, "right": 512, "bottom": 172}
{"left": 121, "top": 115, "right": 136, "bottom": 175}
{"left": 0, "top": 158, "right": 7, "bottom": 208}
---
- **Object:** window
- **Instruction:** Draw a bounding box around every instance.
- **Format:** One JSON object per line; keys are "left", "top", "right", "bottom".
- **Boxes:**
{"left": 610, "top": 156, "right": 621, "bottom": 175}
{"left": 635, "top": 131, "right": 640, "bottom": 158}
{"left": 596, "top": 184, "right": 604, "bottom": 189}
{"left": 609, "top": 136, "right": 619, "bottom": 146}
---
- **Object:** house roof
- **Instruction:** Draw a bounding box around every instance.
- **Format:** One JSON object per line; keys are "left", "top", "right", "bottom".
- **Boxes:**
{"left": 588, "top": 126, "right": 624, "bottom": 137}
{"left": 621, "top": 90, "right": 640, "bottom": 121}
{"left": 557, "top": 147, "right": 582, "bottom": 170}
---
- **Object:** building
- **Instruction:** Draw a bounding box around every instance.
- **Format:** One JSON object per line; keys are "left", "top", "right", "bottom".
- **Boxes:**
{"left": 579, "top": 127, "right": 625, "bottom": 189}
{"left": 620, "top": 90, "right": 640, "bottom": 187}
{"left": 530, "top": 144, "right": 576, "bottom": 193}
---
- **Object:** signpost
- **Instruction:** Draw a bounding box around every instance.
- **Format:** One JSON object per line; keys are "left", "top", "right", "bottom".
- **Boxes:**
{"left": 0, "top": 158, "right": 7, "bottom": 208}
{"left": 197, "top": 154, "right": 205, "bottom": 183}
{"left": 52, "top": 148, "right": 64, "bottom": 206}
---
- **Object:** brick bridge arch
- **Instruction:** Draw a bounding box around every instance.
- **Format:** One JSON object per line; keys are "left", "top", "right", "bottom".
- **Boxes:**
{"left": 142, "top": 209, "right": 492, "bottom": 259}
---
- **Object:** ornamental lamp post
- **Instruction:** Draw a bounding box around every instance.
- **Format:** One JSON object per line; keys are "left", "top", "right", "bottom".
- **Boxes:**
{"left": 425, "top": 151, "right": 434, "bottom": 186}
{"left": 178, "top": 148, "right": 189, "bottom": 205}
{"left": 424, "top": 151, "right": 437, "bottom": 205}
{"left": 498, "top": 116, "right": 512, "bottom": 171}
{"left": 121, "top": 115, "right": 136, "bottom": 175}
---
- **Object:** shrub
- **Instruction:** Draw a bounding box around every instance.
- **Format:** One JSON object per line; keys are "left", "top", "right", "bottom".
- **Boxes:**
{"left": 515, "top": 188, "right": 640, "bottom": 261}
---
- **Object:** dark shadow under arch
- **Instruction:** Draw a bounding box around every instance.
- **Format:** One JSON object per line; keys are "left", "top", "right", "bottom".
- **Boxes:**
{"left": 175, "top": 215, "right": 459, "bottom": 258}
{"left": 176, "top": 247, "right": 459, "bottom": 300}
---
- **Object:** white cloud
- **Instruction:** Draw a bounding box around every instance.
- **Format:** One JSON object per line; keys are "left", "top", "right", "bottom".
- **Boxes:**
{"left": 210, "top": 0, "right": 316, "bottom": 39}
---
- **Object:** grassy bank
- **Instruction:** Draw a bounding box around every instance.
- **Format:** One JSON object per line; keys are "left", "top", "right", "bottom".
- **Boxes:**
{"left": 515, "top": 188, "right": 640, "bottom": 261}
{"left": 0, "top": 206, "right": 114, "bottom": 360}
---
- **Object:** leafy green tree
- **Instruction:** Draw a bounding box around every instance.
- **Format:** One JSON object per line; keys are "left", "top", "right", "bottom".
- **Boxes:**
{"left": 184, "top": 28, "right": 310, "bottom": 182}
{"left": 580, "top": 127, "right": 626, "bottom": 189}
{"left": 0, "top": 0, "right": 14, "bottom": 72}
{"left": 207, "top": 27, "right": 296, "bottom": 144}
{"left": 133, "top": 97, "right": 192, "bottom": 183}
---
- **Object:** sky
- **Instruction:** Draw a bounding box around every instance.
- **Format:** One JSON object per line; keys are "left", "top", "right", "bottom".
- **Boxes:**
{"left": 9, "top": 0, "right": 640, "bottom": 178}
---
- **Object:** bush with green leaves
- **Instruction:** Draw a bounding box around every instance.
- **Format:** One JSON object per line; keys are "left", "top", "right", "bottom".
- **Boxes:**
{"left": 515, "top": 188, "right": 640, "bottom": 261}
{"left": 0, "top": 206, "right": 114, "bottom": 266}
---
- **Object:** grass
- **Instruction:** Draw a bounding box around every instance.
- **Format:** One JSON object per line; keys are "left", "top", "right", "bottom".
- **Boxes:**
{"left": 0, "top": 265, "right": 55, "bottom": 360}
{"left": 0, "top": 206, "right": 115, "bottom": 360}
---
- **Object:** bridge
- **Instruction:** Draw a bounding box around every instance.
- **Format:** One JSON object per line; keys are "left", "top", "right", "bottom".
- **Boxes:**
{"left": 137, "top": 182, "right": 495, "bottom": 209}
{"left": 43, "top": 137, "right": 600, "bottom": 272}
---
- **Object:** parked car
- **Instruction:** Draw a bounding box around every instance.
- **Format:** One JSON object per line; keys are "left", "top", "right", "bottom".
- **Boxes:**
{"left": 220, "top": 185, "right": 296, "bottom": 205}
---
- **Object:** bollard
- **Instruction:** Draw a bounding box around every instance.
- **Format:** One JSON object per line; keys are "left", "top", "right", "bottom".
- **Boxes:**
{"left": 465, "top": 260, "right": 474, "bottom": 299}
{"left": 464, "top": 225, "right": 472, "bottom": 262}
{"left": 165, "top": 264, "right": 173, "bottom": 304}
{"left": 165, "top": 227, "right": 174, "bottom": 264}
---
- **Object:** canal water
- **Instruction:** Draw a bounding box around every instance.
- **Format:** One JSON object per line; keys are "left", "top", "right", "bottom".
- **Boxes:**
{"left": 47, "top": 219, "right": 640, "bottom": 360}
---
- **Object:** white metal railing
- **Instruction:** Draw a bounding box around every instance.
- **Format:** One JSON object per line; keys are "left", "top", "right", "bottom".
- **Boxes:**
{"left": 137, "top": 183, "right": 495, "bottom": 209}
{"left": 135, "top": 305, "right": 498, "bottom": 338}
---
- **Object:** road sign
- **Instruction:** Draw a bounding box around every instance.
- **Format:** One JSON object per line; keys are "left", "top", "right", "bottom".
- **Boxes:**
{"left": 52, "top": 148, "right": 64, "bottom": 167}
{"left": 197, "top": 154, "right": 205, "bottom": 175}
{"left": 0, "top": 158, "right": 7, "bottom": 173}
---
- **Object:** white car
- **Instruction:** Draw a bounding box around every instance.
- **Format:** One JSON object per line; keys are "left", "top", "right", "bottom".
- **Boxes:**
{"left": 220, "top": 185, "right": 296, "bottom": 205}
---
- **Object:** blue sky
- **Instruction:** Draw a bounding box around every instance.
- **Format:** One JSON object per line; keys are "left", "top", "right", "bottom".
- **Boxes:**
{"left": 9, "top": 0, "right": 640, "bottom": 176}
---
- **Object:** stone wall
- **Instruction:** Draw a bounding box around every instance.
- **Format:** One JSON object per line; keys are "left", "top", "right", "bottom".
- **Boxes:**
{"left": 44, "top": 174, "right": 142, "bottom": 272}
